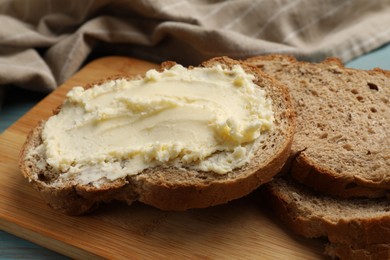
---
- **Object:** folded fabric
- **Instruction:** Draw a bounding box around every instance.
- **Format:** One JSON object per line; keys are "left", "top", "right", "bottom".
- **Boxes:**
{"left": 1, "top": 0, "right": 390, "bottom": 96}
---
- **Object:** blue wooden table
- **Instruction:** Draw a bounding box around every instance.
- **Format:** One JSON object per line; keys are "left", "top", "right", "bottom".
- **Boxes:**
{"left": 1, "top": 47, "right": 390, "bottom": 259}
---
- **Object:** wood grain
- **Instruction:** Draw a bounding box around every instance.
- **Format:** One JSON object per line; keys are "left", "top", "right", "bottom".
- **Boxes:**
{"left": 0, "top": 56, "right": 327, "bottom": 259}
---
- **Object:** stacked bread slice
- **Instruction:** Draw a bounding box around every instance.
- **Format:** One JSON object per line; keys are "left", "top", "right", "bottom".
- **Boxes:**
{"left": 245, "top": 55, "right": 390, "bottom": 259}
{"left": 265, "top": 177, "right": 390, "bottom": 260}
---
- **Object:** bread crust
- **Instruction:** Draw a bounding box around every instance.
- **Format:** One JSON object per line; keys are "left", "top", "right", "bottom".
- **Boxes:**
{"left": 291, "top": 153, "right": 388, "bottom": 199}
{"left": 247, "top": 54, "right": 390, "bottom": 259}
{"left": 325, "top": 243, "right": 390, "bottom": 260}
{"left": 19, "top": 57, "right": 295, "bottom": 215}
{"left": 263, "top": 177, "right": 390, "bottom": 259}
{"left": 245, "top": 54, "right": 390, "bottom": 199}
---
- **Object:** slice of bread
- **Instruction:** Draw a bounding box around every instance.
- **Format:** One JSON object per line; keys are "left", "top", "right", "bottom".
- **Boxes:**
{"left": 245, "top": 55, "right": 390, "bottom": 199}
{"left": 19, "top": 57, "right": 295, "bottom": 215}
{"left": 263, "top": 177, "right": 390, "bottom": 259}
{"left": 325, "top": 243, "right": 390, "bottom": 260}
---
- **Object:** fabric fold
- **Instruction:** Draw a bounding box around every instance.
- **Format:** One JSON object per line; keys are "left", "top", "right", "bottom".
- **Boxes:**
{"left": 0, "top": 0, "right": 389, "bottom": 98}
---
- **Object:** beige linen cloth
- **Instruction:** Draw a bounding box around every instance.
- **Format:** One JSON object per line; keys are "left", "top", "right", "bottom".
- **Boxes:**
{"left": 1, "top": 0, "right": 390, "bottom": 99}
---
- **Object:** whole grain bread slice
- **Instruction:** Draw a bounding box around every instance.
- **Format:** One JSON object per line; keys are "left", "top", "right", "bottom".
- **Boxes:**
{"left": 19, "top": 57, "right": 295, "bottom": 215}
{"left": 325, "top": 243, "right": 390, "bottom": 260}
{"left": 245, "top": 55, "right": 390, "bottom": 199}
{"left": 263, "top": 177, "right": 390, "bottom": 259}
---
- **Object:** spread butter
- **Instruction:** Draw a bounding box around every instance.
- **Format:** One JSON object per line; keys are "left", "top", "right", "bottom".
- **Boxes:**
{"left": 40, "top": 64, "right": 274, "bottom": 184}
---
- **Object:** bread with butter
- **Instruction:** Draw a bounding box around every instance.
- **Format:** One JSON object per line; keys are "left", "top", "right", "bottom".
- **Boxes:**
{"left": 19, "top": 57, "right": 295, "bottom": 215}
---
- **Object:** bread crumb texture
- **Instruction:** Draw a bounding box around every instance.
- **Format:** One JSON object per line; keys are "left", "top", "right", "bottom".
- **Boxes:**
{"left": 246, "top": 55, "right": 390, "bottom": 194}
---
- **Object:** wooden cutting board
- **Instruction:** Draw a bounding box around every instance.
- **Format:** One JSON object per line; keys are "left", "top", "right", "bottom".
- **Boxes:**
{"left": 0, "top": 57, "right": 326, "bottom": 259}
